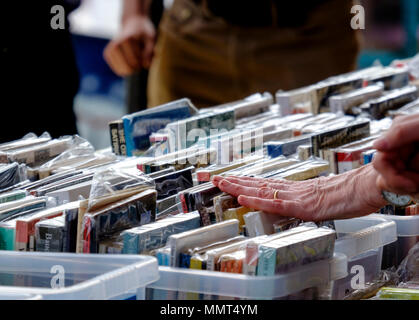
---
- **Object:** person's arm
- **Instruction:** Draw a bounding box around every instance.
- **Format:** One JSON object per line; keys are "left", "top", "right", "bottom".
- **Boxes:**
{"left": 212, "top": 164, "right": 387, "bottom": 222}
{"left": 373, "top": 113, "right": 419, "bottom": 199}
{"left": 104, "top": 0, "right": 155, "bottom": 76}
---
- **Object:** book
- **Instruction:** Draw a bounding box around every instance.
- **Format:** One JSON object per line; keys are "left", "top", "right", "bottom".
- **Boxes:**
{"left": 266, "top": 135, "right": 312, "bottom": 158}
{"left": 15, "top": 202, "right": 79, "bottom": 251}
{"left": 219, "top": 250, "right": 246, "bottom": 274}
{"left": 0, "top": 190, "right": 27, "bottom": 204}
{"left": 311, "top": 120, "right": 370, "bottom": 157}
{"left": 0, "top": 208, "right": 43, "bottom": 250}
{"left": 206, "top": 238, "right": 251, "bottom": 271}
{"left": 0, "top": 197, "right": 47, "bottom": 222}
{"left": 360, "top": 86, "right": 418, "bottom": 120}
{"left": 365, "top": 66, "right": 409, "bottom": 90}
{"left": 109, "top": 120, "right": 121, "bottom": 155}
{"left": 276, "top": 86, "right": 318, "bottom": 115}
{"left": 122, "top": 98, "right": 198, "bottom": 156}
{"left": 153, "top": 166, "right": 194, "bottom": 200}
{"left": 62, "top": 201, "right": 81, "bottom": 253}
{"left": 257, "top": 227, "right": 335, "bottom": 276}
{"left": 213, "top": 194, "right": 240, "bottom": 223}
{"left": 81, "top": 189, "right": 157, "bottom": 253}
{"left": 166, "top": 109, "right": 235, "bottom": 152}
{"left": 329, "top": 84, "right": 384, "bottom": 114}
{"left": 223, "top": 206, "right": 252, "bottom": 234}
{"left": 168, "top": 219, "right": 240, "bottom": 267}
{"left": 121, "top": 212, "right": 201, "bottom": 254}
{"left": 35, "top": 215, "right": 65, "bottom": 252}
{"left": 5, "top": 137, "right": 72, "bottom": 167}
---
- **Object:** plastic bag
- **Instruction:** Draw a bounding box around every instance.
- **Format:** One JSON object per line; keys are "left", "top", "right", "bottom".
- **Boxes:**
{"left": 397, "top": 242, "right": 419, "bottom": 284}
{"left": 86, "top": 166, "right": 155, "bottom": 212}
{"left": 0, "top": 132, "right": 51, "bottom": 153}
{"left": 0, "top": 162, "right": 27, "bottom": 191}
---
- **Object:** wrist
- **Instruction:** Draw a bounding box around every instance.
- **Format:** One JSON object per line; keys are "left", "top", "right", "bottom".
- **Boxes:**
{"left": 354, "top": 164, "right": 389, "bottom": 210}
{"left": 316, "top": 164, "right": 387, "bottom": 221}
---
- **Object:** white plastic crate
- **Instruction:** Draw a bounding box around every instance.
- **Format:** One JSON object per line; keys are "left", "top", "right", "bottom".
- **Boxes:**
{"left": 0, "top": 251, "right": 159, "bottom": 300}
{"left": 146, "top": 253, "right": 347, "bottom": 300}
{"left": 330, "top": 215, "right": 397, "bottom": 299}
{"left": 370, "top": 213, "right": 419, "bottom": 269}
{"left": 0, "top": 292, "right": 42, "bottom": 300}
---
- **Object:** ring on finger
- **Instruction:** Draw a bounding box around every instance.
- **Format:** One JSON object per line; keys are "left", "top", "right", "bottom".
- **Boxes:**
{"left": 273, "top": 189, "right": 280, "bottom": 200}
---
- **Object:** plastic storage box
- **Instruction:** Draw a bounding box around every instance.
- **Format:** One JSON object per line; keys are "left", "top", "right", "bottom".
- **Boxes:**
{"left": 0, "top": 292, "right": 42, "bottom": 300}
{"left": 329, "top": 215, "right": 397, "bottom": 299}
{"left": 146, "top": 253, "right": 347, "bottom": 300}
{"left": 0, "top": 251, "right": 159, "bottom": 300}
{"left": 370, "top": 214, "right": 419, "bottom": 269}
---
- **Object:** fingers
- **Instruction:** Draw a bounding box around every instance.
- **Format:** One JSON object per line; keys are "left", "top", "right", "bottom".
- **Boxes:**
{"left": 237, "top": 195, "right": 303, "bottom": 218}
{"left": 120, "top": 39, "right": 142, "bottom": 70}
{"left": 104, "top": 41, "right": 135, "bottom": 77}
{"left": 212, "top": 175, "right": 295, "bottom": 189}
{"left": 218, "top": 179, "right": 275, "bottom": 199}
{"left": 373, "top": 114, "right": 419, "bottom": 151}
{"left": 373, "top": 153, "right": 419, "bottom": 194}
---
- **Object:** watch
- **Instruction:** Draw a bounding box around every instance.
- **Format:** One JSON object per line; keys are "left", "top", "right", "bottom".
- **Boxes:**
{"left": 382, "top": 190, "right": 413, "bottom": 207}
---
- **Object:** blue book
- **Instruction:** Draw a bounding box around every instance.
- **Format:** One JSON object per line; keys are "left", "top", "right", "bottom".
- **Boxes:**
{"left": 266, "top": 135, "right": 312, "bottom": 158}
{"left": 122, "top": 98, "right": 198, "bottom": 156}
{"left": 122, "top": 212, "right": 201, "bottom": 254}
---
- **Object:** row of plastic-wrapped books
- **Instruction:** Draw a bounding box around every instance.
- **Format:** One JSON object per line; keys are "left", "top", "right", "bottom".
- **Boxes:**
{"left": 0, "top": 58, "right": 419, "bottom": 300}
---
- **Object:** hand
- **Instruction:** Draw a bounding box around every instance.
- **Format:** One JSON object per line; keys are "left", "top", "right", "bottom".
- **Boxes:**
{"left": 212, "top": 175, "right": 321, "bottom": 221}
{"left": 212, "top": 164, "right": 387, "bottom": 222}
{"left": 104, "top": 16, "right": 156, "bottom": 76}
{"left": 373, "top": 114, "right": 419, "bottom": 198}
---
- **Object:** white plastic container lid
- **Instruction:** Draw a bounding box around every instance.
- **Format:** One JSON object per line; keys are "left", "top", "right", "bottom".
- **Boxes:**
{"left": 0, "top": 292, "right": 42, "bottom": 300}
{"left": 148, "top": 253, "right": 347, "bottom": 299}
{"left": 0, "top": 251, "right": 159, "bottom": 300}
{"left": 334, "top": 215, "right": 397, "bottom": 259}
{"left": 369, "top": 213, "right": 419, "bottom": 237}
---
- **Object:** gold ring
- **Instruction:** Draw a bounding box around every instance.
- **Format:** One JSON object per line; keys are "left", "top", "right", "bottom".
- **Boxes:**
{"left": 273, "top": 189, "right": 279, "bottom": 200}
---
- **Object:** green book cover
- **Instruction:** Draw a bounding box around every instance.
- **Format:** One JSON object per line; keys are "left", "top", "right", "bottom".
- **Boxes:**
{"left": 0, "top": 222, "right": 16, "bottom": 251}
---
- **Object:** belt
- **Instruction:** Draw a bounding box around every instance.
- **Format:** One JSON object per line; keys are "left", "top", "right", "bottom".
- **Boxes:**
{"left": 191, "top": 0, "right": 330, "bottom": 28}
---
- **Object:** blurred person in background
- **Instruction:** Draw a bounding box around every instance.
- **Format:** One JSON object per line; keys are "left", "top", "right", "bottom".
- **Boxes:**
{"left": 1, "top": 0, "right": 80, "bottom": 142}
{"left": 104, "top": 0, "right": 360, "bottom": 109}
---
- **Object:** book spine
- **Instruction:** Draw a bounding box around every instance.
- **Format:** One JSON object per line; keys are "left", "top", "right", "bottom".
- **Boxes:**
{"left": 35, "top": 224, "right": 64, "bottom": 252}
{"left": 15, "top": 220, "right": 29, "bottom": 251}
{"left": 109, "top": 121, "right": 121, "bottom": 155}
{"left": 189, "top": 258, "right": 203, "bottom": 270}
{"left": 122, "top": 118, "right": 133, "bottom": 156}
{"left": 118, "top": 121, "right": 127, "bottom": 156}
{"left": 122, "top": 231, "right": 139, "bottom": 254}
{"left": 179, "top": 253, "right": 191, "bottom": 268}
{"left": 0, "top": 227, "right": 15, "bottom": 250}
{"left": 63, "top": 208, "right": 78, "bottom": 253}
{"left": 243, "top": 243, "right": 259, "bottom": 276}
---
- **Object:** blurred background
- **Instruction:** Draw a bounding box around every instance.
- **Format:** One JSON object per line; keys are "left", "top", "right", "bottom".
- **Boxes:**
{"left": 69, "top": 0, "right": 419, "bottom": 149}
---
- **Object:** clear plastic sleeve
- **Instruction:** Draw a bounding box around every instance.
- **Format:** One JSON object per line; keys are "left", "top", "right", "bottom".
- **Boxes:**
{"left": 397, "top": 242, "right": 419, "bottom": 284}
{"left": 0, "top": 163, "right": 27, "bottom": 191}
{"left": 86, "top": 166, "right": 155, "bottom": 212}
{"left": 38, "top": 135, "right": 117, "bottom": 179}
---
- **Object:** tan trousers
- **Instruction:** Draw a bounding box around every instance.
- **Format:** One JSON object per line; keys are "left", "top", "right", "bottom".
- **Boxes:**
{"left": 148, "top": 0, "right": 360, "bottom": 109}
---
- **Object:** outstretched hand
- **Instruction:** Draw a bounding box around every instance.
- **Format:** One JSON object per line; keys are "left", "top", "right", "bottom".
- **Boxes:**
{"left": 212, "top": 164, "right": 387, "bottom": 222}
{"left": 373, "top": 114, "right": 419, "bottom": 199}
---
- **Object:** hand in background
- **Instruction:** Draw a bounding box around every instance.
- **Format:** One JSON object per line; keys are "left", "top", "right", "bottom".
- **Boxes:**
{"left": 373, "top": 114, "right": 419, "bottom": 198}
{"left": 104, "top": 15, "right": 156, "bottom": 76}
